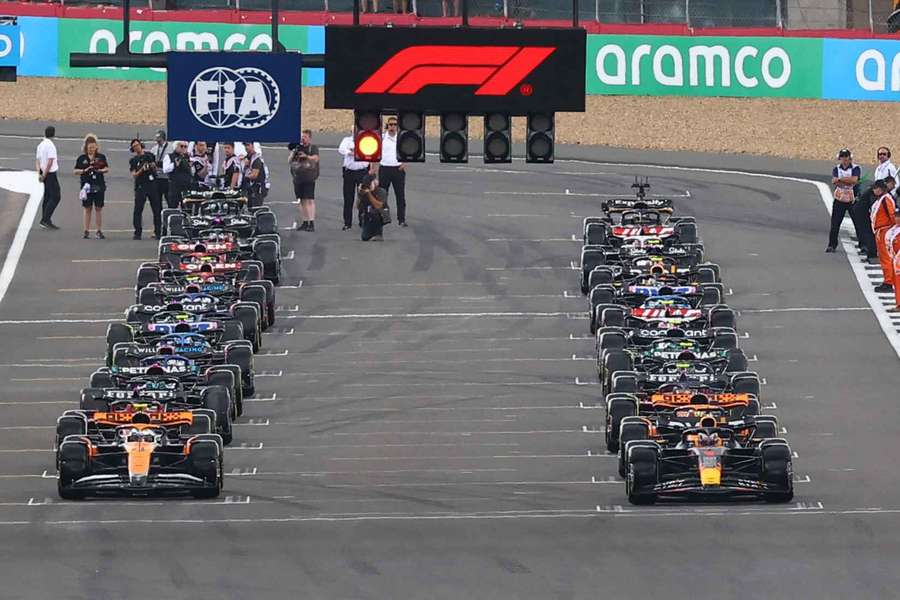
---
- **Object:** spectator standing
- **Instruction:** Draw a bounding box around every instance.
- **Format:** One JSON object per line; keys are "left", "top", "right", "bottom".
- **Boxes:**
{"left": 35, "top": 125, "right": 60, "bottom": 230}
{"left": 362, "top": 0, "right": 380, "bottom": 12}
{"left": 162, "top": 141, "right": 192, "bottom": 208}
{"left": 443, "top": 0, "right": 459, "bottom": 16}
{"left": 378, "top": 116, "right": 409, "bottom": 227}
{"left": 338, "top": 132, "right": 371, "bottom": 231}
{"left": 358, "top": 174, "right": 388, "bottom": 242}
{"left": 394, "top": 0, "right": 408, "bottom": 12}
{"left": 289, "top": 129, "right": 320, "bottom": 232}
{"left": 827, "top": 149, "right": 861, "bottom": 253}
{"left": 73, "top": 133, "right": 108, "bottom": 239}
{"left": 871, "top": 179, "right": 897, "bottom": 292}
{"left": 150, "top": 130, "right": 170, "bottom": 208}
{"left": 242, "top": 142, "right": 267, "bottom": 208}
{"left": 128, "top": 138, "right": 162, "bottom": 240}
{"left": 221, "top": 143, "right": 242, "bottom": 190}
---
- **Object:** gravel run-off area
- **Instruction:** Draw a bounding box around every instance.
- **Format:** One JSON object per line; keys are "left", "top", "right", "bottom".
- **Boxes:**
{"left": 1, "top": 77, "right": 897, "bottom": 161}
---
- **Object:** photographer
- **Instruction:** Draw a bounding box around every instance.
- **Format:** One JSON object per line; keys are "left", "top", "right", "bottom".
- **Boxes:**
{"left": 190, "top": 141, "right": 211, "bottom": 190}
{"left": 150, "top": 130, "right": 169, "bottom": 208}
{"left": 128, "top": 138, "right": 162, "bottom": 240}
{"left": 357, "top": 173, "right": 388, "bottom": 242}
{"left": 289, "top": 129, "right": 319, "bottom": 232}
{"left": 242, "top": 142, "right": 267, "bottom": 208}
{"left": 73, "top": 133, "right": 108, "bottom": 239}
{"left": 162, "top": 141, "right": 192, "bottom": 208}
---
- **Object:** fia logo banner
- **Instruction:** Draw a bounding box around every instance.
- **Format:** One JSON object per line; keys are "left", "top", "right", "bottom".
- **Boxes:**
{"left": 188, "top": 66, "right": 281, "bottom": 130}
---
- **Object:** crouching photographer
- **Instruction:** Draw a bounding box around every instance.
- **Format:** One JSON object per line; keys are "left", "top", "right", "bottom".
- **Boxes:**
{"left": 162, "top": 141, "right": 192, "bottom": 208}
{"left": 358, "top": 174, "right": 390, "bottom": 242}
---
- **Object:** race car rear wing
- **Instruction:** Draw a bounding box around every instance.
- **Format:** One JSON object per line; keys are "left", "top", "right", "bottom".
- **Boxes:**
{"left": 91, "top": 410, "right": 195, "bottom": 426}
{"left": 601, "top": 198, "right": 674, "bottom": 214}
{"left": 649, "top": 391, "right": 757, "bottom": 406}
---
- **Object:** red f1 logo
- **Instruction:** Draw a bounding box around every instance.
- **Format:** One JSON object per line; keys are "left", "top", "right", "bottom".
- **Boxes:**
{"left": 355, "top": 46, "right": 556, "bottom": 95}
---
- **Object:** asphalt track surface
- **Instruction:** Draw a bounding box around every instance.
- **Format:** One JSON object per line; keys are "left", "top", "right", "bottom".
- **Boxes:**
{"left": 0, "top": 131, "right": 897, "bottom": 599}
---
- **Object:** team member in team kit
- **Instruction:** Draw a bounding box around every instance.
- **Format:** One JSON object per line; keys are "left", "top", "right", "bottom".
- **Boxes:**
{"left": 162, "top": 141, "right": 192, "bottom": 208}
{"left": 128, "top": 138, "right": 162, "bottom": 240}
{"left": 827, "top": 149, "right": 861, "bottom": 253}
{"left": 73, "top": 133, "right": 108, "bottom": 239}
{"left": 338, "top": 132, "right": 371, "bottom": 231}
{"left": 221, "top": 142, "right": 242, "bottom": 190}
{"left": 190, "top": 141, "right": 211, "bottom": 189}
{"left": 887, "top": 222, "right": 900, "bottom": 312}
{"left": 242, "top": 142, "right": 267, "bottom": 207}
{"left": 871, "top": 179, "right": 897, "bottom": 292}
{"left": 379, "top": 116, "right": 409, "bottom": 227}
{"left": 289, "top": 129, "right": 320, "bottom": 232}
{"left": 35, "top": 125, "right": 61, "bottom": 230}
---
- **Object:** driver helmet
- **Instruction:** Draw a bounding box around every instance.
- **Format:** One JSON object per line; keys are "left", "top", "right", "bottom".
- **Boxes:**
{"left": 698, "top": 432, "right": 720, "bottom": 447}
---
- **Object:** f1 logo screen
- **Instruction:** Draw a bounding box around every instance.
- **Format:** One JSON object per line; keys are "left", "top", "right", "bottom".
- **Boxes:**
{"left": 326, "top": 27, "right": 586, "bottom": 115}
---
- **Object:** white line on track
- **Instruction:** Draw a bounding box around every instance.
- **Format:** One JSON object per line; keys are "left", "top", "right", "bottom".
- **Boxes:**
{"left": 486, "top": 238, "right": 578, "bottom": 243}
{"left": 0, "top": 172, "right": 42, "bottom": 305}
{"left": 326, "top": 454, "right": 598, "bottom": 461}
{"left": 741, "top": 307, "right": 870, "bottom": 313}
{"left": 317, "top": 430, "right": 589, "bottom": 437}
{"left": 279, "top": 312, "right": 582, "bottom": 320}
{"left": 70, "top": 258, "right": 154, "bottom": 263}
{"left": 10, "top": 377, "right": 84, "bottom": 382}
{"left": 336, "top": 405, "right": 580, "bottom": 412}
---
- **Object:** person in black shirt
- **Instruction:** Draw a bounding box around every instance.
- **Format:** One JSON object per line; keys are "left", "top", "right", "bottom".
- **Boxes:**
{"left": 73, "top": 133, "right": 108, "bottom": 239}
{"left": 242, "top": 142, "right": 266, "bottom": 208}
{"left": 221, "top": 142, "right": 241, "bottom": 190}
{"left": 162, "top": 141, "right": 192, "bottom": 208}
{"left": 358, "top": 174, "right": 387, "bottom": 241}
{"left": 128, "top": 138, "right": 162, "bottom": 240}
{"left": 288, "top": 129, "right": 320, "bottom": 232}
{"left": 190, "top": 140, "right": 211, "bottom": 190}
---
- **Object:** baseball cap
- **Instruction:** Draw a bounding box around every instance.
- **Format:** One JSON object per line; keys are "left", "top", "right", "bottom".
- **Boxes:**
{"left": 361, "top": 173, "right": 376, "bottom": 187}
{"left": 155, "top": 129, "right": 166, "bottom": 141}
{"left": 838, "top": 148, "right": 852, "bottom": 158}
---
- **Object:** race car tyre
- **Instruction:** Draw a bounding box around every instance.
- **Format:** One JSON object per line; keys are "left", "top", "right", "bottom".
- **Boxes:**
{"left": 255, "top": 211, "right": 278, "bottom": 236}
{"left": 600, "top": 306, "right": 626, "bottom": 329}
{"left": 79, "top": 388, "right": 108, "bottom": 412}
{"left": 57, "top": 440, "right": 90, "bottom": 500}
{"left": 699, "top": 285, "right": 722, "bottom": 307}
{"left": 585, "top": 223, "right": 607, "bottom": 246}
{"left": 188, "top": 437, "right": 223, "bottom": 498}
{"left": 580, "top": 249, "right": 606, "bottom": 294}
{"left": 105, "top": 323, "right": 134, "bottom": 366}
{"left": 201, "top": 385, "right": 233, "bottom": 445}
{"left": 711, "top": 328, "right": 738, "bottom": 350}
{"left": 602, "top": 350, "right": 633, "bottom": 388}
{"left": 222, "top": 321, "right": 245, "bottom": 344}
{"left": 753, "top": 416, "right": 779, "bottom": 441}
{"left": 253, "top": 240, "right": 281, "bottom": 285}
{"left": 725, "top": 348, "right": 749, "bottom": 373}
{"left": 597, "top": 329, "right": 627, "bottom": 353}
{"left": 184, "top": 411, "right": 214, "bottom": 436}
{"left": 618, "top": 418, "right": 651, "bottom": 477}
{"left": 137, "top": 286, "right": 163, "bottom": 306}
{"left": 125, "top": 306, "right": 153, "bottom": 325}
{"left": 674, "top": 221, "right": 697, "bottom": 244}
{"left": 225, "top": 345, "right": 255, "bottom": 399}
{"left": 731, "top": 372, "right": 761, "bottom": 397}
{"left": 610, "top": 371, "right": 639, "bottom": 395}
{"left": 746, "top": 396, "right": 761, "bottom": 417}
{"left": 257, "top": 280, "right": 277, "bottom": 325}
{"left": 233, "top": 305, "right": 261, "bottom": 352}
{"left": 158, "top": 235, "right": 181, "bottom": 245}
{"left": 56, "top": 414, "right": 88, "bottom": 449}
{"left": 160, "top": 209, "right": 181, "bottom": 236}
{"left": 239, "top": 285, "right": 268, "bottom": 329}
{"left": 159, "top": 250, "right": 180, "bottom": 268}
{"left": 241, "top": 261, "right": 263, "bottom": 283}
{"left": 696, "top": 262, "right": 721, "bottom": 283}
{"left": 582, "top": 217, "right": 604, "bottom": 238}
{"left": 709, "top": 306, "right": 736, "bottom": 330}
{"left": 112, "top": 348, "right": 141, "bottom": 369}
{"left": 626, "top": 443, "right": 659, "bottom": 505}
{"left": 89, "top": 370, "right": 113, "bottom": 389}
{"left": 136, "top": 266, "right": 160, "bottom": 292}
{"left": 760, "top": 440, "right": 794, "bottom": 503}
{"left": 605, "top": 393, "right": 639, "bottom": 452}
{"left": 167, "top": 213, "right": 186, "bottom": 238}
{"left": 207, "top": 368, "right": 242, "bottom": 419}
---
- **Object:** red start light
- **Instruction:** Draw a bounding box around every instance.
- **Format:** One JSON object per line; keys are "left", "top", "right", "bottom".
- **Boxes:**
{"left": 355, "top": 130, "right": 382, "bottom": 161}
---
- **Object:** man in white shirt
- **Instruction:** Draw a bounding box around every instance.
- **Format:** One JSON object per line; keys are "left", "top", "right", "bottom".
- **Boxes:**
{"left": 855, "top": 147, "right": 898, "bottom": 260}
{"left": 377, "top": 116, "right": 409, "bottom": 227}
{"left": 35, "top": 125, "right": 61, "bottom": 230}
{"left": 338, "top": 132, "right": 371, "bottom": 231}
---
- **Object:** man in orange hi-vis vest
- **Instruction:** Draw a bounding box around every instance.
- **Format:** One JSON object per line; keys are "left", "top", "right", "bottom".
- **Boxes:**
{"left": 888, "top": 224, "right": 900, "bottom": 312}
{"left": 871, "top": 179, "right": 897, "bottom": 293}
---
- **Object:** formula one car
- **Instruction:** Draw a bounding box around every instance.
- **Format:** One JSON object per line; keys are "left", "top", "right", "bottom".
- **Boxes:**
{"left": 593, "top": 295, "right": 737, "bottom": 340}
{"left": 107, "top": 332, "right": 255, "bottom": 397}
{"left": 158, "top": 234, "right": 281, "bottom": 285}
{"left": 612, "top": 394, "right": 779, "bottom": 475}
{"left": 588, "top": 283, "right": 725, "bottom": 333}
{"left": 623, "top": 426, "right": 794, "bottom": 504}
{"left": 581, "top": 249, "right": 719, "bottom": 294}
{"left": 604, "top": 383, "right": 762, "bottom": 452}
{"left": 136, "top": 258, "right": 267, "bottom": 297}
{"left": 138, "top": 273, "right": 276, "bottom": 327}
{"left": 163, "top": 193, "right": 278, "bottom": 239}
{"left": 598, "top": 337, "right": 748, "bottom": 385}
{"left": 89, "top": 357, "right": 240, "bottom": 438}
{"left": 56, "top": 410, "right": 223, "bottom": 499}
